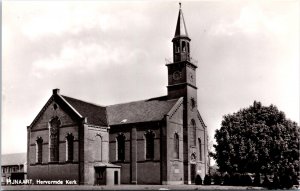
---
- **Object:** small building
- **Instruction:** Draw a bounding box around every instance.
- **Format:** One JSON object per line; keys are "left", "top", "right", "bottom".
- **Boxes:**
{"left": 1, "top": 153, "right": 27, "bottom": 185}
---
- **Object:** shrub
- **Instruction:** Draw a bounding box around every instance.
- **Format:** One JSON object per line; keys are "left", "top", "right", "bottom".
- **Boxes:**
{"left": 262, "top": 175, "right": 270, "bottom": 188}
{"left": 253, "top": 173, "right": 261, "bottom": 186}
{"left": 223, "top": 174, "right": 231, "bottom": 185}
{"left": 213, "top": 174, "right": 222, "bottom": 185}
{"left": 231, "top": 173, "right": 241, "bottom": 186}
{"left": 280, "top": 174, "right": 293, "bottom": 189}
{"left": 292, "top": 174, "right": 299, "bottom": 186}
{"left": 272, "top": 174, "right": 280, "bottom": 189}
{"left": 195, "top": 175, "right": 202, "bottom": 185}
{"left": 204, "top": 174, "right": 212, "bottom": 185}
{"left": 240, "top": 174, "right": 252, "bottom": 186}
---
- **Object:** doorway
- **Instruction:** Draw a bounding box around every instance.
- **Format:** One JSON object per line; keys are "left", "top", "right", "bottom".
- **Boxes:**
{"left": 114, "top": 171, "right": 118, "bottom": 185}
{"left": 191, "top": 164, "right": 196, "bottom": 184}
{"left": 94, "top": 167, "right": 106, "bottom": 185}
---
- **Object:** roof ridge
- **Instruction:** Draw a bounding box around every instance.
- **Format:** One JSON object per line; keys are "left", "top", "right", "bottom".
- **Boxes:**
{"left": 62, "top": 95, "right": 106, "bottom": 108}
{"left": 106, "top": 95, "right": 179, "bottom": 107}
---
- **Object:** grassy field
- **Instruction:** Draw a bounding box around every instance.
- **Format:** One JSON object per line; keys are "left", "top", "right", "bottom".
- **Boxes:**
{"left": 1, "top": 184, "right": 266, "bottom": 190}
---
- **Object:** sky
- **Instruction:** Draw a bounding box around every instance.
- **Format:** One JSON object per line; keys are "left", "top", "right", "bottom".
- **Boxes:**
{"left": 2, "top": 0, "right": 299, "bottom": 154}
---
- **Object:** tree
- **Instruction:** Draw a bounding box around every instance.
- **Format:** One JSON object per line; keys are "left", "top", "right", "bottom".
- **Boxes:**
{"left": 211, "top": 101, "right": 299, "bottom": 176}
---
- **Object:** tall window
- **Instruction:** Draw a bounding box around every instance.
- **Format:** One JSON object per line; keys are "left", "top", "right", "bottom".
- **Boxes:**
{"left": 49, "top": 117, "right": 61, "bottom": 162}
{"left": 182, "top": 41, "right": 186, "bottom": 52}
{"left": 175, "top": 41, "right": 180, "bottom": 53}
{"left": 116, "top": 134, "right": 125, "bottom": 161}
{"left": 190, "top": 119, "right": 196, "bottom": 146}
{"left": 36, "top": 137, "right": 43, "bottom": 163}
{"left": 174, "top": 133, "right": 179, "bottom": 159}
{"left": 198, "top": 138, "right": 202, "bottom": 161}
{"left": 95, "top": 135, "right": 102, "bottom": 161}
{"left": 145, "top": 131, "right": 155, "bottom": 160}
{"left": 66, "top": 133, "right": 74, "bottom": 162}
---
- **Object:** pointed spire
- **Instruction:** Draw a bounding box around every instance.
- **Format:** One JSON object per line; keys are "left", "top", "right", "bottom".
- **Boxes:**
{"left": 174, "top": 2, "right": 189, "bottom": 38}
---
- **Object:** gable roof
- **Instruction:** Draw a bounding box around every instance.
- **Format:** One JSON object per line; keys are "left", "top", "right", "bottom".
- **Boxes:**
{"left": 1, "top": 153, "right": 26, "bottom": 166}
{"left": 106, "top": 96, "right": 179, "bottom": 125}
{"left": 29, "top": 89, "right": 180, "bottom": 128}
{"left": 62, "top": 95, "right": 108, "bottom": 126}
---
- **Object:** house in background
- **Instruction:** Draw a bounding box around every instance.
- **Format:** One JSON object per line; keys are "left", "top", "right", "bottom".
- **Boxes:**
{"left": 1, "top": 153, "right": 27, "bottom": 185}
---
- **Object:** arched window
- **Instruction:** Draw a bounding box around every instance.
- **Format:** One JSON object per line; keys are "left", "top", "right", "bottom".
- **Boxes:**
{"left": 198, "top": 138, "right": 202, "bottom": 161}
{"left": 190, "top": 119, "right": 196, "bottom": 146}
{"left": 174, "top": 133, "right": 179, "bottom": 159}
{"left": 49, "top": 117, "right": 61, "bottom": 162}
{"left": 116, "top": 134, "right": 125, "bottom": 161}
{"left": 145, "top": 131, "right": 155, "bottom": 160}
{"left": 175, "top": 41, "right": 180, "bottom": 53}
{"left": 182, "top": 41, "right": 186, "bottom": 52}
{"left": 66, "top": 133, "right": 74, "bottom": 162}
{"left": 36, "top": 137, "right": 43, "bottom": 163}
{"left": 187, "top": 42, "right": 190, "bottom": 53}
{"left": 95, "top": 135, "right": 102, "bottom": 161}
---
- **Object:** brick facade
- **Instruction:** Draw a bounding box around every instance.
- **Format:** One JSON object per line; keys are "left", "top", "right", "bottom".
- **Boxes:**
{"left": 27, "top": 5, "right": 208, "bottom": 185}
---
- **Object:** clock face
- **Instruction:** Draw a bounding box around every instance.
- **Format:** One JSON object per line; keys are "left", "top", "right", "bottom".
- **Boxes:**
{"left": 172, "top": 71, "right": 182, "bottom": 80}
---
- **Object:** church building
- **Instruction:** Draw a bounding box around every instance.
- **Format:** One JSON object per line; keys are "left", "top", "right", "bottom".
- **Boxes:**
{"left": 27, "top": 4, "right": 208, "bottom": 185}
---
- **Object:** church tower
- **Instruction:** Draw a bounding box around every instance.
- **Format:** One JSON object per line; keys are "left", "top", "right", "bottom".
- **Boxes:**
{"left": 167, "top": 3, "right": 206, "bottom": 184}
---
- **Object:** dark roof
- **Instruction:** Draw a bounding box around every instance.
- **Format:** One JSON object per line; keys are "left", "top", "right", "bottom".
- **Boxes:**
{"left": 1, "top": 153, "right": 26, "bottom": 166}
{"left": 174, "top": 6, "right": 189, "bottom": 38}
{"left": 62, "top": 95, "right": 108, "bottom": 126}
{"left": 107, "top": 96, "right": 179, "bottom": 125}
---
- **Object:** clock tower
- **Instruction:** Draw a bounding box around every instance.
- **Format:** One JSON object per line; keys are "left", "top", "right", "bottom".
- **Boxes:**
{"left": 167, "top": 3, "right": 203, "bottom": 184}
{"left": 167, "top": 3, "right": 197, "bottom": 100}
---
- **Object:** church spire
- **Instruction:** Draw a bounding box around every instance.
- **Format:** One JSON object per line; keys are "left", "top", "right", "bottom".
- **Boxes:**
{"left": 174, "top": 2, "right": 189, "bottom": 38}
{"left": 172, "top": 3, "right": 191, "bottom": 62}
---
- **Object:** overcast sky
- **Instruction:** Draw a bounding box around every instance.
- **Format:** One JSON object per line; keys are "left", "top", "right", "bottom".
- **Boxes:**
{"left": 2, "top": 0, "right": 299, "bottom": 154}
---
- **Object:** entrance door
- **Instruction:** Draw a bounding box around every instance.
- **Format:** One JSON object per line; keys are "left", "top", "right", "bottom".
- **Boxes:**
{"left": 114, "top": 171, "right": 118, "bottom": 185}
{"left": 95, "top": 167, "right": 106, "bottom": 185}
{"left": 191, "top": 164, "right": 196, "bottom": 184}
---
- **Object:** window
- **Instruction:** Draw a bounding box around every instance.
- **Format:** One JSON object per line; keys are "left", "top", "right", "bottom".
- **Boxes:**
{"left": 182, "top": 41, "right": 186, "bottom": 52}
{"left": 36, "top": 137, "right": 43, "bottom": 163}
{"left": 190, "top": 119, "right": 196, "bottom": 146}
{"left": 174, "top": 133, "right": 179, "bottom": 159}
{"left": 66, "top": 133, "right": 74, "bottom": 162}
{"left": 95, "top": 135, "right": 102, "bottom": 161}
{"left": 49, "top": 117, "right": 61, "bottom": 162}
{"left": 187, "top": 42, "right": 190, "bottom": 53}
{"left": 190, "top": 98, "right": 196, "bottom": 110}
{"left": 175, "top": 41, "right": 180, "bottom": 53}
{"left": 198, "top": 138, "right": 202, "bottom": 161}
{"left": 145, "top": 131, "right": 155, "bottom": 160}
{"left": 116, "top": 134, "right": 125, "bottom": 161}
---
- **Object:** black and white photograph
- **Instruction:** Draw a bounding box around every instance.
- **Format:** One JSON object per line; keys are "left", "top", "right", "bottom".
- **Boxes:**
{"left": 2, "top": 0, "right": 299, "bottom": 190}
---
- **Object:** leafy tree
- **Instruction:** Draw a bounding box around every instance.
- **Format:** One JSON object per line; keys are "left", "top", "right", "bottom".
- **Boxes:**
{"left": 211, "top": 101, "right": 299, "bottom": 176}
